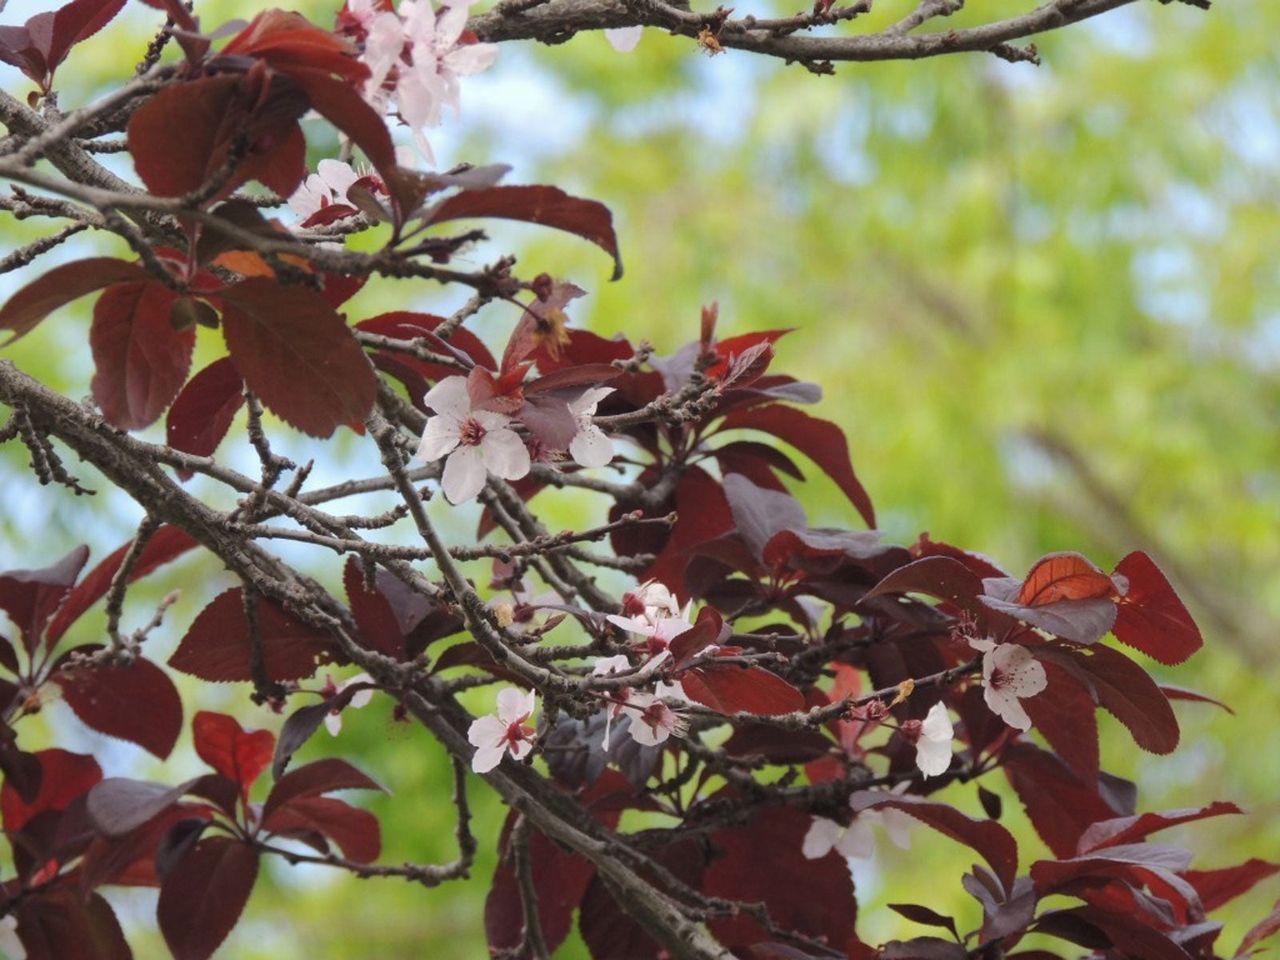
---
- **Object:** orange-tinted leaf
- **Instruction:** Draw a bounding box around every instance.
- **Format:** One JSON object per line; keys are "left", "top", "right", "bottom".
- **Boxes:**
{"left": 1016, "top": 553, "right": 1116, "bottom": 607}
{"left": 0, "top": 257, "right": 148, "bottom": 343}
{"left": 192, "top": 711, "right": 274, "bottom": 795}
{"left": 220, "top": 278, "right": 376, "bottom": 437}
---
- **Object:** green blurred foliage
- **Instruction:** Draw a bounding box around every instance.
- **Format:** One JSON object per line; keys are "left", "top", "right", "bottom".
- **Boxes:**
{"left": 1, "top": 0, "right": 1278, "bottom": 957}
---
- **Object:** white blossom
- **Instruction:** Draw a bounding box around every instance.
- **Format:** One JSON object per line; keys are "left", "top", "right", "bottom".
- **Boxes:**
{"left": 909, "top": 702, "right": 954, "bottom": 778}
{"left": 802, "top": 786, "right": 916, "bottom": 860}
{"left": 287, "top": 159, "right": 361, "bottom": 222}
{"left": 623, "top": 691, "right": 687, "bottom": 746}
{"left": 323, "top": 672, "right": 375, "bottom": 736}
{"left": 970, "top": 638, "right": 1048, "bottom": 732}
{"left": 568, "top": 387, "right": 616, "bottom": 468}
{"left": 605, "top": 26, "right": 643, "bottom": 53}
{"left": 415, "top": 376, "right": 531, "bottom": 504}
{"left": 0, "top": 915, "right": 24, "bottom": 960}
{"left": 467, "top": 687, "right": 537, "bottom": 773}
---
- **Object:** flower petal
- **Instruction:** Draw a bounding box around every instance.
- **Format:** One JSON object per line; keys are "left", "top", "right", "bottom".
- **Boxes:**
{"left": 570, "top": 425, "right": 615, "bottom": 468}
{"left": 497, "top": 687, "right": 537, "bottom": 724}
{"left": 802, "top": 817, "right": 843, "bottom": 860}
{"left": 442, "top": 445, "right": 486, "bottom": 503}
{"left": 424, "top": 375, "right": 473, "bottom": 417}
{"left": 605, "top": 26, "right": 643, "bottom": 53}
{"left": 416, "top": 416, "right": 461, "bottom": 462}
{"left": 480, "top": 427, "right": 532, "bottom": 481}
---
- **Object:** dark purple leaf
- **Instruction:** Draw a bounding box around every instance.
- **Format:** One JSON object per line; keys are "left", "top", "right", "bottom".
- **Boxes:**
{"left": 158, "top": 837, "right": 259, "bottom": 960}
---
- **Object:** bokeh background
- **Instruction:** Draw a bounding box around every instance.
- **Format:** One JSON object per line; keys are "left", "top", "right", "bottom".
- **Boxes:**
{"left": 1, "top": 0, "right": 1277, "bottom": 956}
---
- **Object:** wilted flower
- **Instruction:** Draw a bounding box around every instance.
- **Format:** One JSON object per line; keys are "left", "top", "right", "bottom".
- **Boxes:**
{"left": 467, "top": 687, "right": 537, "bottom": 773}
{"left": 969, "top": 638, "right": 1048, "bottom": 731}
{"left": 415, "top": 376, "right": 531, "bottom": 504}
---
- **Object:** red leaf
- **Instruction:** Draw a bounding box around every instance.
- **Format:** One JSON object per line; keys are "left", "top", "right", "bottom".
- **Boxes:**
{"left": 485, "top": 812, "right": 598, "bottom": 956}
{"left": 910, "top": 533, "right": 1009, "bottom": 580}
{"left": 165, "top": 357, "right": 246, "bottom": 465}
{"left": 680, "top": 661, "right": 804, "bottom": 716}
{"left": 1112, "top": 552, "right": 1202, "bottom": 666}
{"left": 1078, "top": 801, "right": 1242, "bottom": 854}
{"left": 169, "top": 588, "right": 337, "bottom": 682}
{"left": 1016, "top": 553, "right": 1117, "bottom": 606}
{"left": 1045, "top": 644, "right": 1180, "bottom": 754}
{"left": 1003, "top": 743, "right": 1119, "bottom": 858}
{"left": 0, "top": 544, "right": 89, "bottom": 653}
{"left": 1186, "top": 860, "right": 1280, "bottom": 914}
{"left": 261, "top": 796, "right": 380, "bottom": 863}
{"left": 263, "top": 757, "right": 382, "bottom": 821}
{"left": 192, "top": 711, "right": 274, "bottom": 798}
{"left": 0, "top": 257, "right": 147, "bottom": 343}
{"left": 1, "top": 748, "right": 101, "bottom": 831}
{"left": 14, "top": 887, "right": 131, "bottom": 960}
{"left": 1159, "top": 684, "right": 1233, "bottom": 714}
{"left": 343, "top": 556, "right": 404, "bottom": 659}
{"left": 88, "top": 281, "right": 193, "bottom": 429}
{"left": 128, "top": 73, "right": 307, "bottom": 201}
{"left": 427, "top": 185, "right": 623, "bottom": 280}
{"left": 56, "top": 650, "right": 183, "bottom": 758}
{"left": 642, "top": 465, "right": 734, "bottom": 592}
{"left": 1021, "top": 662, "right": 1099, "bottom": 782}
{"left": 850, "top": 790, "right": 1020, "bottom": 892}
{"left": 704, "top": 804, "right": 857, "bottom": 950}
{"left": 220, "top": 277, "right": 376, "bottom": 437}
{"left": 158, "top": 837, "right": 259, "bottom": 960}
{"left": 356, "top": 311, "right": 497, "bottom": 382}
{"left": 864, "top": 555, "right": 992, "bottom": 624}
{"left": 47, "top": 525, "right": 197, "bottom": 644}
{"left": 719, "top": 404, "right": 875, "bottom": 528}
{"left": 220, "top": 10, "right": 367, "bottom": 81}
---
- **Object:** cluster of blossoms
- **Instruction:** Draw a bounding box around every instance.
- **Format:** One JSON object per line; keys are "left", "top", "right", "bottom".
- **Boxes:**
{"left": 339, "top": 0, "right": 498, "bottom": 162}
{"left": 414, "top": 376, "right": 617, "bottom": 504}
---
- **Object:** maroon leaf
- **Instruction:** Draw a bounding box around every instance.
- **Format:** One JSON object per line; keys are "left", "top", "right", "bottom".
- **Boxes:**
{"left": 643, "top": 465, "right": 734, "bottom": 592}
{"left": 1, "top": 748, "right": 101, "bottom": 832}
{"left": 427, "top": 185, "right": 623, "bottom": 280}
{"left": 1002, "top": 742, "right": 1119, "bottom": 858}
{"left": 165, "top": 357, "right": 246, "bottom": 465}
{"left": 1078, "top": 801, "right": 1242, "bottom": 854}
{"left": 681, "top": 661, "right": 804, "bottom": 716}
{"left": 82, "top": 801, "right": 211, "bottom": 889}
{"left": 219, "top": 9, "right": 367, "bottom": 81}
{"left": 485, "top": 814, "right": 599, "bottom": 957}
{"left": 0, "top": 544, "right": 89, "bottom": 653}
{"left": 1046, "top": 644, "right": 1180, "bottom": 754}
{"left": 704, "top": 804, "right": 857, "bottom": 951}
{"left": 1021, "top": 661, "right": 1099, "bottom": 782}
{"left": 271, "top": 702, "right": 333, "bottom": 780}
{"left": 863, "top": 555, "right": 991, "bottom": 623}
{"left": 220, "top": 277, "right": 376, "bottom": 437}
{"left": 169, "top": 587, "right": 337, "bottom": 683}
{"left": 1186, "top": 860, "right": 1280, "bottom": 913}
{"left": 158, "top": 837, "right": 259, "bottom": 960}
{"left": 0, "top": 0, "right": 125, "bottom": 88}
{"left": 47, "top": 525, "right": 197, "bottom": 644}
{"left": 356, "top": 311, "right": 497, "bottom": 384}
{"left": 191, "top": 711, "right": 274, "bottom": 797}
{"left": 888, "top": 904, "right": 960, "bottom": 941}
{"left": 128, "top": 73, "right": 307, "bottom": 201}
{"left": 1158, "top": 684, "right": 1233, "bottom": 714}
{"left": 263, "top": 757, "right": 383, "bottom": 821}
{"left": 1112, "top": 552, "right": 1202, "bottom": 666}
{"left": 14, "top": 886, "right": 131, "bottom": 960}
{"left": 719, "top": 404, "right": 875, "bottom": 528}
{"left": 0, "top": 258, "right": 147, "bottom": 342}
{"left": 980, "top": 582, "right": 1117, "bottom": 646}
{"left": 261, "top": 795, "right": 380, "bottom": 863}
{"left": 56, "top": 650, "right": 182, "bottom": 758}
{"left": 343, "top": 556, "right": 406, "bottom": 659}
{"left": 667, "top": 606, "right": 727, "bottom": 670}
{"left": 86, "top": 776, "right": 205, "bottom": 838}
{"left": 850, "top": 790, "right": 1019, "bottom": 892}
{"left": 1238, "top": 901, "right": 1280, "bottom": 957}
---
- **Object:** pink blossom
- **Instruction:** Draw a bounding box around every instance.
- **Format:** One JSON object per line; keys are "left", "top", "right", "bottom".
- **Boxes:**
{"left": 902, "top": 702, "right": 953, "bottom": 778}
{"left": 348, "top": 0, "right": 498, "bottom": 162}
{"left": 605, "top": 26, "right": 643, "bottom": 53}
{"left": 467, "top": 687, "right": 537, "bottom": 773}
{"left": 415, "top": 376, "right": 531, "bottom": 504}
{"left": 322, "top": 672, "right": 375, "bottom": 736}
{"left": 623, "top": 691, "right": 687, "bottom": 746}
{"left": 970, "top": 638, "right": 1047, "bottom": 731}
{"left": 568, "top": 387, "right": 616, "bottom": 468}
{"left": 802, "top": 787, "right": 915, "bottom": 860}
{"left": 287, "top": 159, "right": 361, "bottom": 223}
{"left": 620, "top": 580, "right": 682, "bottom": 624}
{"left": 605, "top": 611, "right": 693, "bottom": 661}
